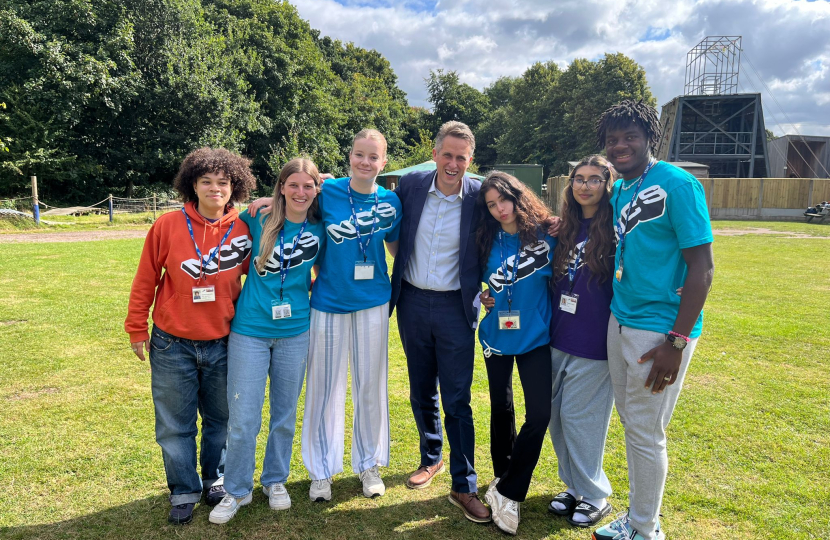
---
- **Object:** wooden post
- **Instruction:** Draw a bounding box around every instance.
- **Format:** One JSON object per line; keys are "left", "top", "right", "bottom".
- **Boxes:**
{"left": 708, "top": 178, "right": 715, "bottom": 217}
{"left": 152, "top": 192, "right": 157, "bottom": 221}
{"left": 757, "top": 178, "right": 764, "bottom": 218}
{"left": 808, "top": 179, "right": 814, "bottom": 207}
{"left": 108, "top": 194, "right": 113, "bottom": 223}
{"left": 31, "top": 175, "right": 40, "bottom": 225}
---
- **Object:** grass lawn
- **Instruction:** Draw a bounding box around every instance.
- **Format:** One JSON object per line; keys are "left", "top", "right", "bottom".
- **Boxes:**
{"left": 0, "top": 220, "right": 827, "bottom": 539}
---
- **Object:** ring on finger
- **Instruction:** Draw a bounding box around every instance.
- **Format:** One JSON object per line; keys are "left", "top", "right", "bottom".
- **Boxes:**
{"left": 663, "top": 376, "right": 672, "bottom": 381}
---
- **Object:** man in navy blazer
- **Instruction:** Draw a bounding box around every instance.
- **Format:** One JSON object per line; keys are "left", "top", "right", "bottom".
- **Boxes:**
{"left": 390, "top": 121, "right": 490, "bottom": 523}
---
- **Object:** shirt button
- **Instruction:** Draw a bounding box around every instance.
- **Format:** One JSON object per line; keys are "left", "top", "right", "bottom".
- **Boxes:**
{"left": 439, "top": 214, "right": 443, "bottom": 218}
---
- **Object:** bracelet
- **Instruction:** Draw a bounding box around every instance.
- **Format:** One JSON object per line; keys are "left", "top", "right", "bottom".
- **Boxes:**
{"left": 668, "top": 331, "right": 690, "bottom": 343}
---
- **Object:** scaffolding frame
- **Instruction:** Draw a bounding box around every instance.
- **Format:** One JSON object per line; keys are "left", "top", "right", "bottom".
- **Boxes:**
{"left": 685, "top": 36, "right": 742, "bottom": 96}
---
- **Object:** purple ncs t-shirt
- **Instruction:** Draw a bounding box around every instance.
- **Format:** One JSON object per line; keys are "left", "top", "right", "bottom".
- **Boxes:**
{"left": 549, "top": 218, "right": 614, "bottom": 360}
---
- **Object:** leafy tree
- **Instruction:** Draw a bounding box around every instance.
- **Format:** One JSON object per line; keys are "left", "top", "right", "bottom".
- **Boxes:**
{"left": 425, "top": 69, "right": 491, "bottom": 133}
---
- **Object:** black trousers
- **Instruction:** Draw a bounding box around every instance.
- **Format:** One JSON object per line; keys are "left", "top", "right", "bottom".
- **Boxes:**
{"left": 485, "top": 344, "right": 552, "bottom": 502}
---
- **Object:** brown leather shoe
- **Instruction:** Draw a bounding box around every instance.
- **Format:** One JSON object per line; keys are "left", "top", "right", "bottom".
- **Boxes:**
{"left": 406, "top": 460, "right": 445, "bottom": 489}
{"left": 448, "top": 491, "right": 492, "bottom": 523}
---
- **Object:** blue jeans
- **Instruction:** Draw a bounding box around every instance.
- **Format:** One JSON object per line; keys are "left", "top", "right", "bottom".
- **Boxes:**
{"left": 224, "top": 330, "right": 309, "bottom": 498}
{"left": 149, "top": 326, "right": 229, "bottom": 505}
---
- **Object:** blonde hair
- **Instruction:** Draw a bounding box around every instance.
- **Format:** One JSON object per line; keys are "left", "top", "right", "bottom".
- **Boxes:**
{"left": 434, "top": 121, "right": 475, "bottom": 156}
{"left": 352, "top": 128, "right": 388, "bottom": 158}
{"left": 255, "top": 158, "right": 321, "bottom": 275}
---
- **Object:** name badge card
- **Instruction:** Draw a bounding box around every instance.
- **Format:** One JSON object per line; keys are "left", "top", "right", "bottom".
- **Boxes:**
{"left": 498, "top": 310, "right": 520, "bottom": 330}
{"left": 192, "top": 285, "right": 215, "bottom": 303}
{"left": 354, "top": 261, "right": 375, "bottom": 280}
{"left": 272, "top": 301, "right": 292, "bottom": 320}
{"left": 559, "top": 293, "right": 578, "bottom": 314}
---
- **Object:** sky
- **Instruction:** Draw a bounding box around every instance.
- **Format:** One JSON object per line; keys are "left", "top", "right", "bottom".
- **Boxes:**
{"left": 293, "top": 0, "right": 830, "bottom": 136}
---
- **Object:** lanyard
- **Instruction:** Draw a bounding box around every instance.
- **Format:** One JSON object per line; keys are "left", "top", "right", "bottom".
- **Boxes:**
{"left": 347, "top": 182, "right": 379, "bottom": 262}
{"left": 567, "top": 229, "right": 589, "bottom": 294}
{"left": 498, "top": 231, "right": 521, "bottom": 312}
{"left": 278, "top": 219, "right": 308, "bottom": 301}
{"left": 614, "top": 159, "right": 656, "bottom": 273}
{"left": 181, "top": 208, "right": 234, "bottom": 281}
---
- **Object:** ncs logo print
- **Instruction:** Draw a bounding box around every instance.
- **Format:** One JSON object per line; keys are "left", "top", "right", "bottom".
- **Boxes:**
{"left": 567, "top": 239, "right": 588, "bottom": 273}
{"left": 327, "top": 202, "right": 397, "bottom": 243}
{"left": 615, "top": 185, "right": 667, "bottom": 241}
{"left": 181, "top": 236, "right": 252, "bottom": 279}
{"left": 253, "top": 232, "right": 320, "bottom": 277}
{"left": 488, "top": 240, "right": 551, "bottom": 293}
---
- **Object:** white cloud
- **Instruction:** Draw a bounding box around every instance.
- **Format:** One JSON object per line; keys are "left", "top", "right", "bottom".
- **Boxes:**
{"left": 294, "top": 0, "right": 830, "bottom": 136}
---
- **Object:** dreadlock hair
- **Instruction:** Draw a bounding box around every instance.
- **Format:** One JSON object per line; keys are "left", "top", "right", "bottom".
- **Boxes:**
{"left": 476, "top": 171, "right": 551, "bottom": 268}
{"left": 551, "top": 155, "right": 616, "bottom": 286}
{"left": 595, "top": 99, "right": 662, "bottom": 152}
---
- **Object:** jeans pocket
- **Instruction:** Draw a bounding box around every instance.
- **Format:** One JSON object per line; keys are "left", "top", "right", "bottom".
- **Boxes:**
{"left": 150, "top": 329, "right": 175, "bottom": 352}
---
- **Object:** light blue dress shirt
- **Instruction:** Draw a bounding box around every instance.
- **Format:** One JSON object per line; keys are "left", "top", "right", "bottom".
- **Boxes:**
{"left": 402, "top": 172, "right": 467, "bottom": 291}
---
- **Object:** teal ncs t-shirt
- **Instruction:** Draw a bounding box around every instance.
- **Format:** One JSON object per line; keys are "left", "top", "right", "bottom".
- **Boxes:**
{"left": 232, "top": 210, "right": 325, "bottom": 338}
{"left": 610, "top": 161, "right": 713, "bottom": 338}
{"left": 479, "top": 232, "right": 557, "bottom": 357}
{"left": 310, "top": 177, "right": 402, "bottom": 314}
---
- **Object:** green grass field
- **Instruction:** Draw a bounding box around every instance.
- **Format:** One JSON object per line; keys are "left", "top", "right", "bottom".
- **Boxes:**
{"left": 1, "top": 221, "right": 828, "bottom": 539}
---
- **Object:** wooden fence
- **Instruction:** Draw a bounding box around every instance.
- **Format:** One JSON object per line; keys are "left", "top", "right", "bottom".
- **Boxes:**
{"left": 542, "top": 177, "right": 830, "bottom": 220}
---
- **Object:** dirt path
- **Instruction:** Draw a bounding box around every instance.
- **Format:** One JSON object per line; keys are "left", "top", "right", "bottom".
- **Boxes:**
{"left": 0, "top": 229, "right": 149, "bottom": 243}
{"left": 713, "top": 227, "right": 828, "bottom": 239}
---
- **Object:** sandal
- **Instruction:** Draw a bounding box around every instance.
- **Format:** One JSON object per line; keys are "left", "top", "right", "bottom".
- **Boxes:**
{"left": 547, "top": 491, "right": 577, "bottom": 516}
{"left": 567, "top": 500, "right": 613, "bottom": 528}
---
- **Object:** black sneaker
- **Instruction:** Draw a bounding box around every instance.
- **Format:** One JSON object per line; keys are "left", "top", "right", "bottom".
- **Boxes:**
{"left": 205, "top": 484, "right": 226, "bottom": 507}
{"left": 168, "top": 502, "right": 195, "bottom": 525}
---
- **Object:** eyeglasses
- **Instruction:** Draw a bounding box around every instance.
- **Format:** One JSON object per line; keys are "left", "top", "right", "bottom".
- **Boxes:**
{"left": 571, "top": 178, "right": 606, "bottom": 189}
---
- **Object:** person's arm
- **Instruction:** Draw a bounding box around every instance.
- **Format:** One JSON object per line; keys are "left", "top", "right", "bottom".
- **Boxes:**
{"left": 385, "top": 239, "right": 399, "bottom": 258}
{"left": 247, "top": 197, "right": 274, "bottom": 217}
{"left": 125, "top": 225, "right": 164, "bottom": 361}
{"left": 638, "top": 243, "right": 714, "bottom": 393}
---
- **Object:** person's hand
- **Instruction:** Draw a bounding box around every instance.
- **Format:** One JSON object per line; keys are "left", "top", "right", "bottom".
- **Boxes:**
{"left": 638, "top": 341, "right": 682, "bottom": 394}
{"left": 676, "top": 287, "right": 683, "bottom": 295}
{"left": 131, "top": 340, "right": 150, "bottom": 361}
{"left": 320, "top": 173, "right": 334, "bottom": 182}
{"left": 545, "top": 216, "right": 562, "bottom": 237}
{"left": 479, "top": 289, "right": 495, "bottom": 312}
{"left": 248, "top": 197, "right": 274, "bottom": 217}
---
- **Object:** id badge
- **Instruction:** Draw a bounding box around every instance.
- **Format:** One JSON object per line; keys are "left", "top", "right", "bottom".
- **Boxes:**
{"left": 559, "top": 293, "right": 578, "bottom": 314}
{"left": 498, "top": 310, "right": 520, "bottom": 330}
{"left": 354, "top": 261, "right": 375, "bottom": 280}
{"left": 192, "top": 285, "right": 216, "bottom": 303}
{"left": 271, "top": 301, "right": 292, "bottom": 320}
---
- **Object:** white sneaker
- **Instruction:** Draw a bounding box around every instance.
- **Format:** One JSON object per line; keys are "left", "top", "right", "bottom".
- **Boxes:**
{"left": 262, "top": 483, "right": 291, "bottom": 510}
{"left": 358, "top": 465, "right": 385, "bottom": 498}
{"left": 208, "top": 493, "right": 252, "bottom": 524}
{"left": 488, "top": 487, "right": 520, "bottom": 535}
{"left": 309, "top": 477, "right": 333, "bottom": 502}
{"left": 485, "top": 477, "right": 500, "bottom": 506}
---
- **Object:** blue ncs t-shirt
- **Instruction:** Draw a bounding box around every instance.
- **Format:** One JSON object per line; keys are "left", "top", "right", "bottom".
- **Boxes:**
{"left": 610, "top": 161, "right": 713, "bottom": 338}
{"left": 479, "top": 231, "right": 557, "bottom": 357}
{"left": 310, "top": 177, "right": 402, "bottom": 314}
{"left": 549, "top": 218, "right": 614, "bottom": 360}
{"left": 232, "top": 210, "right": 325, "bottom": 338}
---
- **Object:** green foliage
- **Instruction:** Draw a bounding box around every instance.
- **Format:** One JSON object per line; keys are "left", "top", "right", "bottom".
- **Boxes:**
{"left": 426, "top": 69, "right": 491, "bottom": 133}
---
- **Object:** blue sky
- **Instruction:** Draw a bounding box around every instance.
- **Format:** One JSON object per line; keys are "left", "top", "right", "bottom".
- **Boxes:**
{"left": 295, "top": 0, "right": 830, "bottom": 136}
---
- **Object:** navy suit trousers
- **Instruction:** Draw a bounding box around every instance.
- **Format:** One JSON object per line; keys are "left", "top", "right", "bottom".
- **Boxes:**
{"left": 397, "top": 281, "right": 477, "bottom": 493}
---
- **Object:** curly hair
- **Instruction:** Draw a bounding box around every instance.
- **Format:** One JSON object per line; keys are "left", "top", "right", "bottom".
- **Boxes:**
{"left": 476, "top": 171, "right": 551, "bottom": 267}
{"left": 595, "top": 99, "right": 662, "bottom": 152}
{"left": 173, "top": 147, "right": 257, "bottom": 205}
{"left": 552, "top": 155, "right": 616, "bottom": 286}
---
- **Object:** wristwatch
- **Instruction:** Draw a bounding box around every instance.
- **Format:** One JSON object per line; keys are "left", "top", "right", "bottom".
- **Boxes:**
{"left": 666, "top": 334, "right": 687, "bottom": 350}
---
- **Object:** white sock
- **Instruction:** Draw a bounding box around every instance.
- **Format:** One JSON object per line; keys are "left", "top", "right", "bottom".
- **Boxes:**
{"left": 571, "top": 497, "right": 606, "bottom": 523}
{"left": 550, "top": 487, "right": 580, "bottom": 512}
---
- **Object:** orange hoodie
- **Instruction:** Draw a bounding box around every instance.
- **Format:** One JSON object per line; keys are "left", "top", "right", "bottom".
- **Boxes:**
{"left": 125, "top": 201, "right": 252, "bottom": 343}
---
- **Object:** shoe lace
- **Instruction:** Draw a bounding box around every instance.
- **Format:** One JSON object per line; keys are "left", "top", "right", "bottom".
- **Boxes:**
{"left": 608, "top": 512, "right": 633, "bottom": 540}
{"left": 270, "top": 483, "right": 286, "bottom": 495}
{"left": 360, "top": 465, "right": 381, "bottom": 482}
{"left": 218, "top": 494, "right": 236, "bottom": 507}
{"left": 506, "top": 500, "right": 519, "bottom": 516}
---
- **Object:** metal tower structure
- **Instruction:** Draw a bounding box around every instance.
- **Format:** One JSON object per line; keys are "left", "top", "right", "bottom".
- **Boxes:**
{"left": 656, "top": 36, "right": 769, "bottom": 178}
{"left": 685, "top": 36, "right": 741, "bottom": 95}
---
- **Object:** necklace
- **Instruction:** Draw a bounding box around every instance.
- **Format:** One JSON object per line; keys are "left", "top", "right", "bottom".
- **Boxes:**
{"left": 620, "top": 176, "right": 641, "bottom": 191}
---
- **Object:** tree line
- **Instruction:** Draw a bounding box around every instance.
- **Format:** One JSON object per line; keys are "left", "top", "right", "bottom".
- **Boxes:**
{"left": 0, "top": 0, "right": 654, "bottom": 204}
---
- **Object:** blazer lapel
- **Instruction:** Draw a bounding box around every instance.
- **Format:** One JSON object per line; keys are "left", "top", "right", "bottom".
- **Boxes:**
{"left": 407, "top": 173, "right": 432, "bottom": 250}
{"left": 459, "top": 176, "right": 475, "bottom": 264}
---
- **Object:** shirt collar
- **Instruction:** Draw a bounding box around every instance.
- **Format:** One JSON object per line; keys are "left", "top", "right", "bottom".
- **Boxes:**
{"left": 428, "top": 171, "right": 465, "bottom": 202}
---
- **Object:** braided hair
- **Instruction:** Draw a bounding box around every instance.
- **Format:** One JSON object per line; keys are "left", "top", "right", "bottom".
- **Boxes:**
{"left": 595, "top": 99, "right": 661, "bottom": 152}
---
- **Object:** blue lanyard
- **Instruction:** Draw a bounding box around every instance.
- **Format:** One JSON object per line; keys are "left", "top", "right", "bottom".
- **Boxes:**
{"left": 347, "top": 182, "right": 379, "bottom": 262}
{"left": 614, "top": 159, "right": 656, "bottom": 269}
{"left": 567, "top": 230, "right": 589, "bottom": 294}
{"left": 181, "top": 208, "right": 234, "bottom": 281}
{"left": 498, "top": 231, "right": 521, "bottom": 311}
{"left": 278, "top": 219, "right": 308, "bottom": 301}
